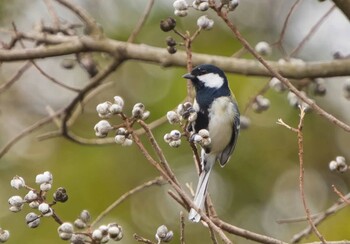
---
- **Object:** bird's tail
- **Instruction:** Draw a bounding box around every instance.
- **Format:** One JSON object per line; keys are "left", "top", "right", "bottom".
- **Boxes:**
{"left": 188, "top": 167, "right": 212, "bottom": 222}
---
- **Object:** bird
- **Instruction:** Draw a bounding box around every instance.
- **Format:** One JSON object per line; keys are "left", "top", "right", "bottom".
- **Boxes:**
{"left": 182, "top": 64, "right": 240, "bottom": 222}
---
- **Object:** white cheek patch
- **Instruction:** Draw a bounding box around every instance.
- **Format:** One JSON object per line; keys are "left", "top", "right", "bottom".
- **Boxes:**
{"left": 197, "top": 73, "right": 224, "bottom": 88}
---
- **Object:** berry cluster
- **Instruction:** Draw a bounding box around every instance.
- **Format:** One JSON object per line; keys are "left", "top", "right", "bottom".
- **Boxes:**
{"left": 329, "top": 156, "right": 348, "bottom": 173}
{"left": 165, "top": 102, "right": 211, "bottom": 149}
{"left": 0, "top": 228, "right": 10, "bottom": 243}
{"left": 191, "top": 129, "right": 211, "bottom": 148}
{"left": 252, "top": 95, "right": 270, "bottom": 113}
{"left": 164, "top": 129, "right": 182, "bottom": 148}
{"left": 8, "top": 171, "right": 68, "bottom": 230}
{"left": 255, "top": 41, "right": 272, "bottom": 57}
{"left": 253, "top": 39, "right": 350, "bottom": 117}
{"left": 94, "top": 96, "right": 150, "bottom": 146}
{"left": 167, "top": 102, "right": 197, "bottom": 124}
{"left": 155, "top": 225, "right": 173, "bottom": 243}
{"left": 8, "top": 171, "right": 124, "bottom": 243}
{"left": 7, "top": 172, "right": 89, "bottom": 244}
{"left": 160, "top": 0, "right": 240, "bottom": 54}
{"left": 58, "top": 211, "right": 123, "bottom": 243}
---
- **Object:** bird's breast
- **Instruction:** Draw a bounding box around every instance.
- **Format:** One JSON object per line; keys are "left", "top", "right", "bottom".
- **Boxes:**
{"left": 207, "top": 97, "right": 235, "bottom": 154}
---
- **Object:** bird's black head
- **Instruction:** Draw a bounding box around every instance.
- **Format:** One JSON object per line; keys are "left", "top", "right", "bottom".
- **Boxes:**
{"left": 182, "top": 64, "right": 231, "bottom": 108}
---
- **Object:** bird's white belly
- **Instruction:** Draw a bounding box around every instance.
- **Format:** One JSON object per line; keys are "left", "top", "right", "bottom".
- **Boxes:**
{"left": 208, "top": 97, "right": 234, "bottom": 154}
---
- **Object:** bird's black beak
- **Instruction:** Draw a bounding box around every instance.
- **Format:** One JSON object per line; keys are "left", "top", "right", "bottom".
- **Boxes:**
{"left": 182, "top": 73, "right": 195, "bottom": 80}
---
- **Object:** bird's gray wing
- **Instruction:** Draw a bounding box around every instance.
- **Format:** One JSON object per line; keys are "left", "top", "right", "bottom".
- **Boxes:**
{"left": 218, "top": 102, "right": 240, "bottom": 166}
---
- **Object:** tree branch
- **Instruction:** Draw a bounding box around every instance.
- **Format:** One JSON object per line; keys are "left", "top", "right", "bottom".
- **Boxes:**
{"left": 291, "top": 194, "right": 350, "bottom": 243}
{"left": 2, "top": 32, "right": 350, "bottom": 79}
{"left": 91, "top": 176, "right": 166, "bottom": 227}
{"left": 127, "top": 0, "right": 155, "bottom": 43}
{"left": 212, "top": 218, "right": 287, "bottom": 244}
{"left": 0, "top": 109, "right": 64, "bottom": 158}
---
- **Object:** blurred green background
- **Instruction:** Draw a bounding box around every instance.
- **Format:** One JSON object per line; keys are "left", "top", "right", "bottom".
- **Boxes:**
{"left": 1, "top": 0, "right": 350, "bottom": 243}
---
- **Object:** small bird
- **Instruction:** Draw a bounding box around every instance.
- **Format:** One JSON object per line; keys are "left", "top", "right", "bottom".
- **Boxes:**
{"left": 182, "top": 64, "right": 240, "bottom": 222}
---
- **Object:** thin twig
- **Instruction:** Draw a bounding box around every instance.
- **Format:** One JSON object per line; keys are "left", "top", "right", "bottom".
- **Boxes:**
{"left": 204, "top": 194, "right": 218, "bottom": 244}
{"left": 180, "top": 211, "right": 185, "bottom": 244}
{"left": 181, "top": 27, "right": 202, "bottom": 102}
{"left": 32, "top": 62, "right": 81, "bottom": 92}
{"left": 212, "top": 218, "right": 287, "bottom": 244}
{"left": 134, "top": 115, "right": 168, "bottom": 135}
{"left": 138, "top": 120, "right": 181, "bottom": 187}
{"left": 231, "top": 47, "right": 247, "bottom": 58}
{"left": 297, "top": 107, "right": 327, "bottom": 244}
{"left": 184, "top": 35, "right": 194, "bottom": 101}
{"left": 91, "top": 176, "right": 165, "bottom": 227}
{"left": 276, "top": 213, "right": 319, "bottom": 224}
{"left": 43, "top": 0, "right": 60, "bottom": 30}
{"left": 132, "top": 131, "right": 233, "bottom": 244}
{"left": 289, "top": 4, "right": 336, "bottom": 57}
{"left": 55, "top": 0, "right": 101, "bottom": 36}
{"left": 332, "top": 185, "right": 350, "bottom": 205}
{"left": 278, "top": 106, "right": 326, "bottom": 243}
{"left": 37, "top": 130, "right": 62, "bottom": 141}
{"left": 274, "top": 0, "right": 302, "bottom": 56}
{"left": 243, "top": 80, "right": 271, "bottom": 115}
{"left": 61, "top": 58, "right": 123, "bottom": 138}
{"left": 45, "top": 105, "right": 61, "bottom": 128}
{"left": 276, "top": 118, "right": 298, "bottom": 132}
{"left": 291, "top": 192, "right": 350, "bottom": 243}
{"left": 208, "top": 220, "right": 219, "bottom": 244}
{"left": 66, "top": 81, "right": 114, "bottom": 127}
{"left": 51, "top": 212, "right": 63, "bottom": 225}
{"left": 132, "top": 131, "right": 174, "bottom": 179}
{"left": 127, "top": 0, "right": 155, "bottom": 43}
{"left": 0, "top": 109, "right": 64, "bottom": 158}
{"left": 133, "top": 233, "right": 156, "bottom": 244}
{"left": 12, "top": 22, "right": 81, "bottom": 94}
{"left": 206, "top": 195, "right": 218, "bottom": 219}
{"left": 168, "top": 190, "right": 189, "bottom": 210}
{"left": 0, "top": 61, "right": 32, "bottom": 94}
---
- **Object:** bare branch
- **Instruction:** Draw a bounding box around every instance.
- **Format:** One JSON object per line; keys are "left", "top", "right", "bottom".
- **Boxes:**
{"left": 3, "top": 32, "right": 350, "bottom": 79}
{"left": 0, "top": 109, "right": 63, "bottom": 158}
{"left": 243, "top": 80, "right": 270, "bottom": 115}
{"left": 132, "top": 131, "right": 233, "bottom": 244}
{"left": 138, "top": 120, "right": 181, "bottom": 187}
{"left": 291, "top": 192, "right": 350, "bottom": 242}
{"left": 212, "top": 218, "right": 288, "bottom": 244}
{"left": 332, "top": 185, "right": 350, "bottom": 205}
{"left": 289, "top": 4, "right": 336, "bottom": 57}
{"left": 297, "top": 107, "right": 327, "bottom": 243}
{"left": 180, "top": 211, "right": 185, "bottom": 244}
{"left": 134, "top": 234, "right": 156, "bottom": 244}
{"left": 208, "top": 221, "right": 219, "bottom": 244}
{"left": 31, "top": 61, "right": 81, "bottom": 92}
{"left": 61, "top": 58, "right": 123, "bottom": 137}
{"left": 0, "top": 61, "right": 32, "bottom": 94}
{"left": 168, "top": 190, "right": 189, "bottom": 210}
{"left": 91, "top": 176, "right": 165, "bottom": 227}
{"left": 277, "top": 213, "right": 319, "bottom": 224}
{"left": 55, "top": 0, "right": 101, "bottom": 36}
{"left": 277, "top": 107, "right": 326, "bottom": 243}
{"left": 127, "top": 0, "right": 155, "bottom": 43}
{"left": 43, "top": 0, "right": 60, "bottom": 30}
{"left": 274, "top": 0, "right": 302, "bottom": 55}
